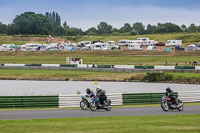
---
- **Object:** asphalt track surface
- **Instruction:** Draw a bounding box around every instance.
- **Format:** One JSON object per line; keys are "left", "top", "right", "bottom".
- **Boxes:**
{"left": 0, "top": 106, "right": 200, "bottom": 120}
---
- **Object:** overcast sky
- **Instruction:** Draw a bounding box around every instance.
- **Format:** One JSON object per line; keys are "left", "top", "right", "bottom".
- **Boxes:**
{"left": 1, "top": 0, "right": 200, "bottom": 30}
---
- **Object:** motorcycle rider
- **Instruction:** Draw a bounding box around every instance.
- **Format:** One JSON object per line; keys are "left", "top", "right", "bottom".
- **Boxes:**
{"left": 85, "top": 88, "right": 95, "bottom": 98}
{"left": 165, "top": 87, "right": 182, "bottom": 107}
{"left": 96, "top": 86, "right": 107, "bottom": 106}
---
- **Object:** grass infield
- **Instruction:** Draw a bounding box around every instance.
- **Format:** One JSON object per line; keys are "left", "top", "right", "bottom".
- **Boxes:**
{"left": 0, "top": 114, "right": 200, "bottom": 133}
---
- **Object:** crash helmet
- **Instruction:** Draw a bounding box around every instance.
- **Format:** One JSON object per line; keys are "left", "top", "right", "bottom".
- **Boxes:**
{"left": 96, "top": 86, "right": 101, "bottom": 92}
{"left": 166, "top": 87, "right": 171, "bottom": 91}
{"left": 86, "top": 88, "right": 91, "bottom": 94}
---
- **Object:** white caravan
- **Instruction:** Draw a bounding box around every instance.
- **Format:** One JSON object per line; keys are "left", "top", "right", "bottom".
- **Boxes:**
{"left": 136, "top": 38, "right": 156, "bottom": 46}
{"left": 166, "top": 40, "right": 182, "bottom": 47}
{"left": 128, "top": 43, "right": 142, "bottom": 50}
{"left": 118, "top": 40, "right": 132, "bottom": 46}
{"left": 25, "top": 43, "right": 46, "bottom": 51}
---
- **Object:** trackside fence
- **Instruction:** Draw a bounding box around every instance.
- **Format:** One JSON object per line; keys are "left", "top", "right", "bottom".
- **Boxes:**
{"left": 0, "top": 92, "right": 200, "bottom": 109}
{"left": 122, "top": 92, "right": 178, "bottom": 105}
{"left": 178, "top": 91, "right": 200, "bottom": 103}
{"left": 59, "top": 93, "right": 123, "bottom": 108}
{"left": 0, "top": 96, "right": 58, "bottom": 108}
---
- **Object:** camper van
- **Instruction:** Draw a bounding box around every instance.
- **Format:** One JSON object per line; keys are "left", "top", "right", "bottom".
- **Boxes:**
{"left": 166, "top": 40, "right": 182, "bottom": 47}
{"left": 128, "top": 43, "right": 142, "bottom": 50}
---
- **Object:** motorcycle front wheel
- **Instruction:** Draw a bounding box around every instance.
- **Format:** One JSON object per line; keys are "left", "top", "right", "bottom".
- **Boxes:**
{"left": 161, "top": 102, "right": 169, "bottom": 111}
{"left": 80, "top": 100, "right": 88, "bottom": 110}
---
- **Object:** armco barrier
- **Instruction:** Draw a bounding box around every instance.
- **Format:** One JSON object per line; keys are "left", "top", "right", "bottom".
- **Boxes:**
{"left": 114, "top": 65, "right": 135, "bottom": 69}
{"left": 25, "top": 64, "right": 42, "bottom": 66}
{"left": 4, "top": 64, "right": 25, "bottom": 66}
{"left": 59, "top": 93, "right": 123, "bottom": 108}
{"left": 0, "top": 96, "right": 58, "bottom": 108}
{"left": 154, "top": 66, "right": 175, "bottom": 70}
{"left": 97, "top": 65, "right": 113, "bottom": 68}
{"left": 60, "top": 64, "right": 77, "bottom": 67}
{"left": 175, "top": 66, "right": 195, "bottom": 69}
{"left": 195, "top": 66, "right": 200, "bottom": 70}
{"left": 123, "top": 92, "right": 178, "bottom": 105}
{"left": 135, "top": 66, "right": 154, "bottom": 69}
{"left": 42, "top": 64, "right": 60, "bottom": 67}
{"left": 178, "top": 91, "right": 200, "bottom": 103}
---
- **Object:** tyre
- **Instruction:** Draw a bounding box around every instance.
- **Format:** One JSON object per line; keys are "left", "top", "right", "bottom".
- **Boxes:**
{"left": 177, "top": 105, "right": 184, "bottom": 111}
{"left": 80, "top": 100, "right": 88, "bottom": 110}
{"left": 105, "top": 100, "right": 112, "bottom": 111}
{"left": 161, "top": 102, "right": 169, "bottom": 111}
{"left": 90, "top": 102, "right": 97, "bottom": 111}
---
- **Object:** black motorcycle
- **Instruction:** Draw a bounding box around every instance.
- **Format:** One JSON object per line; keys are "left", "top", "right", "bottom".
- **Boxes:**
{"left": 89, "top": 96, "right": 112, "bottom": 111}
{"left": 161, "top": 96, "right": 184, "bottom": 111}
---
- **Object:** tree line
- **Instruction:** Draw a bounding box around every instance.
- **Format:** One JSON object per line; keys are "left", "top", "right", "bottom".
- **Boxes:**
{"left": 0, "top": 11, "right": 200, "bottom": 36}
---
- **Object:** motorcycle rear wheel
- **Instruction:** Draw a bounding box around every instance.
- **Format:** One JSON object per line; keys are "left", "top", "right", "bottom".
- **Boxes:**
{"left": 161, "top": 102, "right": 169, "bottom": 111}
{"left": 90, "top": 102, "right": 97, "bottom": 111}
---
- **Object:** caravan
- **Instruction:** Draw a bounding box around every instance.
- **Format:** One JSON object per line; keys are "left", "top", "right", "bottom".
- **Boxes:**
{"left": 128, "top": 43, "right": 142, "bottom": 50}
{"left": 166, "top": 40, "right": 182, "bottom": 47}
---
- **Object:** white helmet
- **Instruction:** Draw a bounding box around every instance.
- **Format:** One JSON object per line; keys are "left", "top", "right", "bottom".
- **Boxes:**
{"left": 96, "top": 86, "right": 101, "bottom": 92}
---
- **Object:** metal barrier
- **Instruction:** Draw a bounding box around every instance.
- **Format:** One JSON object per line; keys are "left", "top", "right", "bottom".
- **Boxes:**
{"left": 59, "top": 93, "right": 123, "bottom": 108}
{"left": 178, "top": 91, "right": 200, "bottom": 103}
{"left": 0, "top": 96, "right": 58, "bottom": 108}
{"left": 123, "top": 92, "right": 178, "bottom": 105}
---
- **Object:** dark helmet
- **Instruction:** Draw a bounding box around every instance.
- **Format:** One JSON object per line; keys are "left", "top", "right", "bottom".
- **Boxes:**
{"left": 166, "top": 87, "right": 171, "bottom": 91}
{"left": 86, "top": 88, "right": 91, "bottom": 94}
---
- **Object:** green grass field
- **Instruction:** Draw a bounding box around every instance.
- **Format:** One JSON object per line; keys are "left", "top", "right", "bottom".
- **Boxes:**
{"left": 0, "top": 69, "right": 199, "bottom": 82}
{"left": 0, "top": 115, "right": 200, "bottom": 133}
{"left": 1, "top": 32, "right": 200, "bottom": 45}
{"left": 0, "top": 51, "right": 199, "bottom": 65}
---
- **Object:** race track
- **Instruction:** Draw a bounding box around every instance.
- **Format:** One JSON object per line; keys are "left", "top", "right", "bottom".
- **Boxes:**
{"left": 0, "top": 106, "right": 200, "bottom": 120}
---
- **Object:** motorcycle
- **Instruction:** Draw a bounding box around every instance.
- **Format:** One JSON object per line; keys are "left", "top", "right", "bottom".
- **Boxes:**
{"left": 161, "top": 96, "right": 184, "bottom": 111}
{"left": 89, "top": 96, "right": 112, "bottom": 111}
{"left": 80, "top": 95, "right": 90, "bottom": 110}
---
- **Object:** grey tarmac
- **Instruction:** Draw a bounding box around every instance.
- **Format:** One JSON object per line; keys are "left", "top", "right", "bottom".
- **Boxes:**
{"left": 0, "top": 105, "right": 200, "bottom": 120}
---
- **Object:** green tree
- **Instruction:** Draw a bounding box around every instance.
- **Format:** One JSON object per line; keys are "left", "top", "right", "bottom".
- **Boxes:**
{"left": 133, "top": 22, "right": 145, "bottom": 34}
{"left": 86, "top": 27, "right": 98, "bottom": 35}
{"left": 12, "top": 12, "right": 53, "bottom": 35}
{"left": 155, "top": 23, "right": 181, "bottom": 33}
{"left": 97, "top": 22, "right": 112, "bottom": 35}
{"left": 187, "top": 23, "right": 199, "bottom": 32}
{"left": 181, "top": 24, "right": 187, "bottom": 32}
{"left": 146, "top": 24, "right": 156, "bottom": 34}
{"left": 120, "top": 23, "right": 132, "bottom": 33}
{"left": 0, "top": 22, "right": 7, "bottom": 34}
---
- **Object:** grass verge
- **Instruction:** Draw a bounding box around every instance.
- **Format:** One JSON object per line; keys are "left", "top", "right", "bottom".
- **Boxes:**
{"left": 0, "top": 114, "right": 200, "bottom": 133}
{"left": 0, "top": 69, "right": 199, "bottom": 83}
{"left": 0, "top": 51, "right": 199, "bottom": 65}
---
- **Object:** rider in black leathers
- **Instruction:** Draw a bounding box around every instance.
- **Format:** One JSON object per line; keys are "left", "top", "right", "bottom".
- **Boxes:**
{"left": 165, "top": 87, "right": 178, "bottom": 105}
{"left": 96, "top": 86, "right": 107, "bottom": 105}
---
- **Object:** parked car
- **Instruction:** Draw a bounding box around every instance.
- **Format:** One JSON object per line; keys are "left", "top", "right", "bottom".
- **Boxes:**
{"left": 153, "top": 42, "right": 165, "bottom": 46}
{"left": 175, "top": 45, "right": 185, "bottom": 51}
